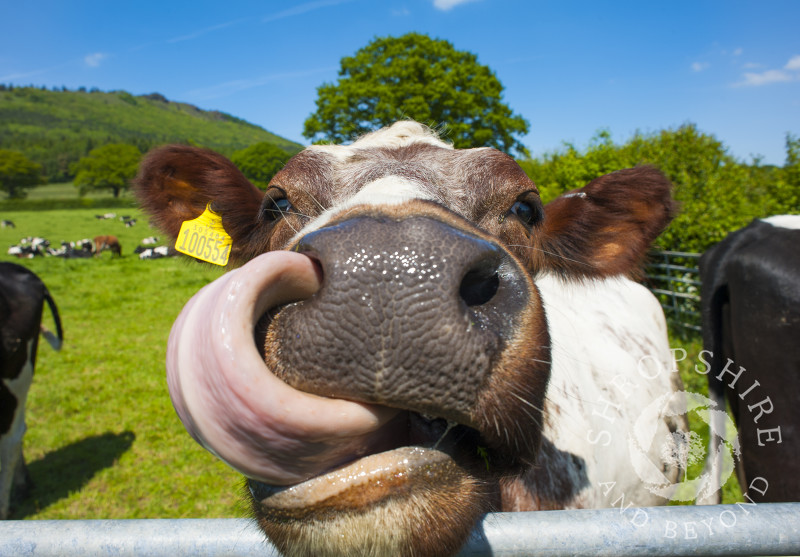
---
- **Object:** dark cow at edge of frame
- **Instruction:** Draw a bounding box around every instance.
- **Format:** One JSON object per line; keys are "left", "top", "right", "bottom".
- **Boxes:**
{"left": 0, "top": 263, "right": 64, "bottom": 520}
{"left": 134, "top": 121, "right": 685, "bottom": 557}
{"left": 700, "top": 215, "right": 800, "bottom": 503}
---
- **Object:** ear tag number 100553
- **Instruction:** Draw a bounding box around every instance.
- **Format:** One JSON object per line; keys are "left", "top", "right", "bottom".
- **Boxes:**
{"left": 176, "top": 204, "right": 232, "bottom": 266}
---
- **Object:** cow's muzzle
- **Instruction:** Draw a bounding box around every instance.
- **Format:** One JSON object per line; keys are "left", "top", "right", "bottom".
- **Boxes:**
{"left": 268, "top": 214, "right": 533, "bottom": 431}
{"left": 166, "top": 209, "right": 549, "bottom": 541}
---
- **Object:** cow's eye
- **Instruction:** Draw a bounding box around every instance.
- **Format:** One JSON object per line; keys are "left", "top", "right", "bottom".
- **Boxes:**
{"left": 509, "top": 192, "right": 543, "bottom": 228}
{"left": 261, "top": 188, "right": 292, "bottom": 223}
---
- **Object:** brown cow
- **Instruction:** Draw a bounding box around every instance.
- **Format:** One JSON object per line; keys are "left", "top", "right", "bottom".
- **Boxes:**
{"left": 93, "top": 235, "right": 121, "bottom": 257}
{"left": 135, "top": 122, "right": 684, "bottom": 557}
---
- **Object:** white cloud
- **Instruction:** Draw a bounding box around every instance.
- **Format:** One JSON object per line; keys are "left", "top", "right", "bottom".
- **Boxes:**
{"left": 785, "top": 54, "right": 800, "bottom": 71}
{"left": 738, "top": 69, "right": 793, "bottom": 87}
{"left": 732, "top": 47, "right": 743, "bottom": 56}
{"left": 84, "top": 53, "right": 107, "bottom": 68}
{"left": 691, "top": 62, "right": 710, "bottom": 72}
{"left": 734, "top": 54, "right": 800, "bottom": 86}
{"left": 433, "top": 0, "right": 480, "bottom": 11}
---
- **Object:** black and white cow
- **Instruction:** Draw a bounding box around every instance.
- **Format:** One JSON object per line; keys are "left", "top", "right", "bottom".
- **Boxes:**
{"left": 50, "top": 239, "right": 94, "bottom": 259}
{"left": 7, "top": 238, "right": 49, "bottom": 259}
{"left": 700, "top": 215, "right": 800, "bottom": 503}
{"left": 135, "top": 122, "right": 685, "bottom": 556}
{"left": 137, "top": 246, "right": 172, "bottom": 260}
{"left": 0, "top": 262, "right": 63, "bottom": 519}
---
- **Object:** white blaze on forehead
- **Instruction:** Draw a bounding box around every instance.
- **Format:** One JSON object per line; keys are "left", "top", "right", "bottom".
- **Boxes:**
{"left": 761, "top": 214, "right": 800, "bottom": 230}
{"left": 290, "top": 175, "right": 433, "bottom": 244}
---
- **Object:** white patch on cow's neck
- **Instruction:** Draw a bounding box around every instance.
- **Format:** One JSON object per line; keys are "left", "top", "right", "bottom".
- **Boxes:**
{"left": 761, "top": 214, "right": 800, "bottom": 230}
{"left": 290, "top": 176, "right": 433, "bottom": 244}
{"left": 535, "top": 274, "right": 679, "bottom": 508}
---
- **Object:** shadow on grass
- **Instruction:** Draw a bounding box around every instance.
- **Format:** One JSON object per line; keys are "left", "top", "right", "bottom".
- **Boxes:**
{"left": 11, "top": 430, "right": 135, "bottom": 519}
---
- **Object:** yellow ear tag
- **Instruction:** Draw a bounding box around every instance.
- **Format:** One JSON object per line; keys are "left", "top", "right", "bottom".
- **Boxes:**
{"left": 175, "top": 204, "right": 232, "bottom": 266}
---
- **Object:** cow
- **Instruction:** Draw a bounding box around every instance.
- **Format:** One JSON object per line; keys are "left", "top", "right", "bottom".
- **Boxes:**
{"left": 137, "top": 246, "right": 172, "bottom": 260}
{"left": 0, "top": 263, "right": 63, "bottom": 520}
{"left": 134, "top": 121, "right": 684, "bottom": 557}
{"left": 93, "top": 235, "right": 121, "bottom": 257}
{"left": 700, "top": 215, "right": 800, "bottom": 503}
{"left": 7, "top": 238, "right": 49, "bottom": 259}
{"left": 51, "top": 240, "right": 94, "bottom": 259}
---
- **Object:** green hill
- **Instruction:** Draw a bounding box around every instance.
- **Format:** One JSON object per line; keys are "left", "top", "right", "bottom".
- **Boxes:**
{"left": 0, "top": 86, "right": 304, "bottom": 182}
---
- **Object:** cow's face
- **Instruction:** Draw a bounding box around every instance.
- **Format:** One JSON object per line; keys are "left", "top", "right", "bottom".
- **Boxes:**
{"left": 135, "top": 122, "right": 675, "bottom": 557}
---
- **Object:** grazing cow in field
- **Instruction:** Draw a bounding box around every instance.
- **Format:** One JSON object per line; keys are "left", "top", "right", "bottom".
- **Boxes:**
{"left": 700, "top": 215, "right": 800, "bottom": 503}
{"left": 0, "top": 263, "right": 63, "bottom": 520}
{"left": 135, "top": 121, "right": 684, "bottom": 557}
{"left": 93, "top": 235, "right": 121, "bottom": 257}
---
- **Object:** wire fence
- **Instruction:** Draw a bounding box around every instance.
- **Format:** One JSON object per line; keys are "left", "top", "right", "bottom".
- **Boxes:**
{"left": 644, "top": 250, "right": 702, "bottom": 336}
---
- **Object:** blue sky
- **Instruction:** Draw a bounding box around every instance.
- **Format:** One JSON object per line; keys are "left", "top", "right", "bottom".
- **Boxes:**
{"left": 1, "top": 0, "right": 798, "bottom": 165}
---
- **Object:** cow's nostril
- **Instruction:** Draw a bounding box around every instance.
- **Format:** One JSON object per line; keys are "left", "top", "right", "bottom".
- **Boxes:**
{"left": 459, "top": 267, "right": 500, "bottom": 307}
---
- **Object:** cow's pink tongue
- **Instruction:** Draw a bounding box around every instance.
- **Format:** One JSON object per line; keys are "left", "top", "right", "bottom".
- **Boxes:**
{"left": 166, "top": 251, "right": 401, "bottom": 485}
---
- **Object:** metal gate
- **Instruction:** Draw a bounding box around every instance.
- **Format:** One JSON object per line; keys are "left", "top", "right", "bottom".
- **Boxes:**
{"left": 645, "top": 250, "right": 702, "bottom": 335}
{"left": 2, "top": 503, "right": 799, "bottom": 556}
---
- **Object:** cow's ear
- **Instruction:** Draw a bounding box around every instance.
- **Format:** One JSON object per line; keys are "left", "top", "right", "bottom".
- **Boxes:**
{"left": 134, "top": 145, "right": 263, "bottom": 261}
{"left": 533, "top": 166, "right": 676, "bottom": 279}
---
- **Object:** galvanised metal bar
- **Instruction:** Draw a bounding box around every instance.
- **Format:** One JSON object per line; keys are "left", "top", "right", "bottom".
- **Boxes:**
{"left": 2, "top": 504, "right": 799, "bottom": 556}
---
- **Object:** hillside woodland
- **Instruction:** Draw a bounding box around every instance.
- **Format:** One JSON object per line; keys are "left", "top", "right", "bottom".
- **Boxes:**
{"left": 0, "top": 86, "right": 302, "bottom": 182}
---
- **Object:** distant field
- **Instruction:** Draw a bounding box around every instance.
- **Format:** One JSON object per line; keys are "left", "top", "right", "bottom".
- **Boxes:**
{"left": 1, "top": 206, "right": 741, "bottom": 521}
{"left": 1, "top": 182, "right": 139, "bottom": 213}
{"left": 23, "top": 182, "right": 131, "bottom": 201}
{"left": 1, "top": 208, "right": 239, "bottom": 520}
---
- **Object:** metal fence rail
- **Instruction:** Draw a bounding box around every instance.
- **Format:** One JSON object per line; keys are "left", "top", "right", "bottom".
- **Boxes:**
{"left": 2, "top": 503, "right": 799, "bottom": 556}
{"left": 645, "top": 250, "right": 702, "bottom": 334}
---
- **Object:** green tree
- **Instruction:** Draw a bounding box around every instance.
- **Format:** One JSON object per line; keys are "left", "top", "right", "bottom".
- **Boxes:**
{"left": 303, "top": 33, "right": 530, "bottom": 156}
{"left": 0, "top": 149, "right": 43, "bottom": 199}
{"left": 71, "top": 143, "right": 141, "bottom": 198}
{"left": 518, "top": 124, "right": 793, "bottom": 253}
{"left": 772, "top": 133, "right": 800, "bottom": 214}
{"left": 230, "top": 142, "right": 292, "bottom": 189}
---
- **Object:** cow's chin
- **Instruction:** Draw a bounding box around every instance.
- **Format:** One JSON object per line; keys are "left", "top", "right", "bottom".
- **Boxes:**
{"left": 248, "top": 442, "right": 489, "bottom": 557}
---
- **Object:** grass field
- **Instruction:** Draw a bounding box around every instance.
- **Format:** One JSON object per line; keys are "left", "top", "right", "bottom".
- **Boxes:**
{"left": 22, "top": 182, "right": 124, "bottom": 201}
{"left": 1, "top": 206, "right": 242, "bottom": 520}
{"left": 1, "top": 199, "right": 742, "bottom": 521}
